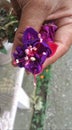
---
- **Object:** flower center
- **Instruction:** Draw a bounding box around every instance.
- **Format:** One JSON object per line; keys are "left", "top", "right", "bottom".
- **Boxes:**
{"left": 25, "top": 45, "right": 37, "bottom": 57}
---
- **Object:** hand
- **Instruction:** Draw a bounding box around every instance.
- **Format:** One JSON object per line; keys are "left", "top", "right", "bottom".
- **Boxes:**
{"left": 11, "top": 0, "right": 72, "bottom": 68}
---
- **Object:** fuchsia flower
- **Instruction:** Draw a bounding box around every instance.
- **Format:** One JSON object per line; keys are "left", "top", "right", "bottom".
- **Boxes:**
{"left": 13, "top": 23, "right": 58, "bottom": 74}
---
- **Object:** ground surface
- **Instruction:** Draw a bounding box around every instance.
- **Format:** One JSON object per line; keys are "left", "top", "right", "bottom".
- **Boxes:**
{"left": 44, "top": 46, "right": 72, "bottom": 130}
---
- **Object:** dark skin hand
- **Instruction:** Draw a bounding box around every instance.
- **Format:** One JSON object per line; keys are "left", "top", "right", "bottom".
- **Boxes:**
{"left": 11, "top": 0, "right": 72, "bottom": 69}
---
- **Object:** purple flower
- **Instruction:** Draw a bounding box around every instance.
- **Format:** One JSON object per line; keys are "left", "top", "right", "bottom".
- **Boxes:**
{"left": 13, "top": 24, "right": 57, "bottom": 74}
{"left": 22, "top": 27, "right": 40, "bottom": 48}
{"left": 40, "top": 23, "right": 57, "bottom": 43}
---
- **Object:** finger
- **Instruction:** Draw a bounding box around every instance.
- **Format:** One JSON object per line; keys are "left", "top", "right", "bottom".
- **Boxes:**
{"left": 43, "top": 23, "right": 72, "bottom": 69}
{"left": 12, "top": 32, "right": 23, "bottom": 53}
{"left": 11, "top": 0, "right": 21, "bottom": 19}
{"left": 13, "top": 2, "right": 47, "bottom": 44}
{"left": 12, "top": 2, "right": 46, "bottom": 61}
{"left": 25, "top": 70, "right": 31, "bottom": 75}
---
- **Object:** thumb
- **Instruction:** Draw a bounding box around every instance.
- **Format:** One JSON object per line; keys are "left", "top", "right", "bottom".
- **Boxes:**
{"left": 43, "top": 23, "right": 72, "bottom": 68}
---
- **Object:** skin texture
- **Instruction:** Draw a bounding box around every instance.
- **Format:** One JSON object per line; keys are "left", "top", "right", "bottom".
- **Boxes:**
{"left": 11, "top": 0, "right": 72, "bottom": 69}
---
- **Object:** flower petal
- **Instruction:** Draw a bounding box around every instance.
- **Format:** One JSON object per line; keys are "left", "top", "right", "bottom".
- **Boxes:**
{"left": 40, "top": 23, "right": 57, "bottom": 43}
{"left": 34, "top": 41, "right": 51, "bottom": 54}
{"left": 25, "top": 61, "right": 42, "bottom": 74}
{"left": 34, "top": 41, "right": 52, "bottom": 64}
{"left": 22, "top": 27, "right": 39, "bottom": 47}
{"left": 13, "top": 24, "right": 57, "bottom": 74}
{"left": 48, "top": 42, "right": 58, "bottom": 56}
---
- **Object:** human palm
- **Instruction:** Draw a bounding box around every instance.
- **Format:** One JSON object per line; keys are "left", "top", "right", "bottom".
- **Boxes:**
{"left": 11, "top": 0, "right": 72, "bottom": 68}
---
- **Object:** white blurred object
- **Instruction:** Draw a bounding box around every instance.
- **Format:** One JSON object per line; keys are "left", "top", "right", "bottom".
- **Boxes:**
{"left": 6, "top": 0, "right": 10, "bottom": 3}
{"left": 0, "top": 111, "right": 10, "bottom": 130}
{"left": 0, "top": 41, "right": 12, "bottom": 65}
{"left": 0, "top": 67, "right": 30, "bottom": 130}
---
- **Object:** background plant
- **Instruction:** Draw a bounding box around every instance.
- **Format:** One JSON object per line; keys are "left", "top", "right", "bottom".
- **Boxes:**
{"left": 0, "top": 7, "right": 18, "bottom": 54}
{"left": 30, "top": 65, "right": 51, "bottom": 130}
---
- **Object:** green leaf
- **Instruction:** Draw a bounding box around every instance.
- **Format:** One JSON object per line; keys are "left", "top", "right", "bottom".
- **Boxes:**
{"left": 37, "top": 127, "right": 43, "bottom": 130}
{"left": 0, "top": 47, "right": 7, "bottom": 54}
{"left": 31, "top": 124, "right": 36, "bottom": 129}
